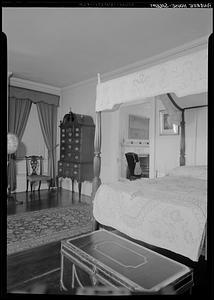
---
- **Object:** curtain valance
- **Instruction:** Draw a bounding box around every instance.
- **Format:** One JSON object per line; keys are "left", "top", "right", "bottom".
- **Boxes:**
{"left": 9, "top": 86, "right": 60, "bottom": 107}
{"left": 96, "top": 49, "right": 208, "bottom": 112}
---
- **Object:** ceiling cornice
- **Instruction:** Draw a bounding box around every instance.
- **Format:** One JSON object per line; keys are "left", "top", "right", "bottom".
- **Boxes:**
{"left": 100, "top": 35, "right": 209, "bottom": 82}
{"left": 10, "top": 35, "right": 209, "bottom": 94}
{"left": 9, "top": 77, "right": 61, "bottom": 96}
{"left": 62, "top": 35, "right": 209, "bottom": 91}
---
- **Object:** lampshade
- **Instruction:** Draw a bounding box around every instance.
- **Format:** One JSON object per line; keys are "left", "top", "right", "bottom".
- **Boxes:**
{"left": 7, "top": 133, "right": 19, "bottom": 154}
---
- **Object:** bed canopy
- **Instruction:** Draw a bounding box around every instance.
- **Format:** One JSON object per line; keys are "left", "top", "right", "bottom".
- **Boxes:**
{"left": 91, "top": 44, "right": 209, "bottom": 207}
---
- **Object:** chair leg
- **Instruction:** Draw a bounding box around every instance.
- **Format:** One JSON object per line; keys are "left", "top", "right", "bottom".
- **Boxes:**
{"left": 30, "top": 182, "right": 33, "bottom": 193}
{"left": 38, "top": 181, "right": 41, "bottom": 191}
{"left": 48, "top": 180, "right": 51, "bottom": 190}
{"left": 26, "top": 179, "right": 29, "bottom": 192}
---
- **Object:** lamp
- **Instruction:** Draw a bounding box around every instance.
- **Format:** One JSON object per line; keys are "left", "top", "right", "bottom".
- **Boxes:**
{"left": 7, "top": 133, "right": 19, "bottom": 154}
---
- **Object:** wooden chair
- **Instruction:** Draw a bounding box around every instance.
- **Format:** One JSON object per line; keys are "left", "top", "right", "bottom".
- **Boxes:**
{"left": 25, "top": 155, "right": 52, "bottom": 193}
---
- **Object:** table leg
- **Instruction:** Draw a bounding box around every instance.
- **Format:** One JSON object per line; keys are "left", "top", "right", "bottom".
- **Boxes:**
{"left": 60, "top": 253, "right": 68, "bottom": 292}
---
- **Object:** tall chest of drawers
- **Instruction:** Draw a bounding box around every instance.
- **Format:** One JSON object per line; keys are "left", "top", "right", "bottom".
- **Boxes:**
{"left": 57, "top": 111, "right": 95, "bottom": 200}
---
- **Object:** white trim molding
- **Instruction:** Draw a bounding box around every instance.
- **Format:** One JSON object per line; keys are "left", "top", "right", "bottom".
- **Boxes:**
{"left": 10, "top": 77, "right": 61, "bottom": 96}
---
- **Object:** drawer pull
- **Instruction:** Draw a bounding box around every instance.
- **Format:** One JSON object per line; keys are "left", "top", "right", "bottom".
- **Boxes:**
{"left": 75, "top": 156, "right": 78, "bottom": 159}
{"left": 61, "top": 155, "right": 65, "bottom": 158}
{"left": 61, "top": 139, "right": 65, "bottom": 143}
{"left": 75, "top": 147, "right": 79, "bottom": 151}
{"left": 59, "top": 168, "right": 62, "bottom": 172}
{"left": 74, "top": 171, "right": 77, "bottom": 174}
{"left": 75, "top": 140, "right": 79, "bottom": 143}
{"left": 68, "top": 153, "right": 71, "bottom": 157}
{"left": 68, "top": 139, "right": 72, "bottom": 142}
{"left": 68, "top": 145, "right": 72, "bottom": 149}
{"left": 74, "top": 164, "right": 78, "bottom": 168}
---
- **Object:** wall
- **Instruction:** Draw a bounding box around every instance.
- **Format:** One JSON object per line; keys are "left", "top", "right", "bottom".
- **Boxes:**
{"left": 15, "top": 82, "right": 207, "bottom": 194}
{"left": 60, "top": 81, "right": 208, "bottom": 195}
{"left": 154, "top": 98, "right": 180, "bottom": 177}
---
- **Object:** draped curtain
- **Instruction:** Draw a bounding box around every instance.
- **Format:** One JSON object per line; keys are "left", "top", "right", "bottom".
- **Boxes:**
{"left": 158, "top": 94, "right": 182, "bottom": 126}
{"left": 36, "top": 102, "right": 58, "bottom": 187}
{"left": 7, "top": 86, "right": 59, "bottom": 191}
{"left": 8, "top": 97, "right": 32, "bottom": 191}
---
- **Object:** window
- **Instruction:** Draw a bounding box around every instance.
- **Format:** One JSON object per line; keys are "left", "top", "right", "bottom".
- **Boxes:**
{"left": 16, "top": 104, "right": 48, "bottom": 160}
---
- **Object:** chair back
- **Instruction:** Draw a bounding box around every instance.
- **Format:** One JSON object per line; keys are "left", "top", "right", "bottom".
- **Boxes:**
{"left": 25, "top": 155, "right": 43, "bottom": 176}
{"left": 125, "top": 152, "right": 140, "bottom": 178}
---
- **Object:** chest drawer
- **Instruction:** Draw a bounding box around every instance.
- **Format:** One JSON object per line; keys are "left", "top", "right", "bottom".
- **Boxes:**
{"left": 58, "top": 161, "right": 81, "bottom": 178}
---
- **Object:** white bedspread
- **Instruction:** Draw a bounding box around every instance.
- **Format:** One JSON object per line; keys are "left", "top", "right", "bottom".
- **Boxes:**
{"left": 93, "top": 176, "right": 207, "bottom": 261}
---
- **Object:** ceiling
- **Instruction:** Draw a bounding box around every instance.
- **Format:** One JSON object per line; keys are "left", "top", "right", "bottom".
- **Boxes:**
{"left": 2, "top": 7, "right": 212, "bottom": 88}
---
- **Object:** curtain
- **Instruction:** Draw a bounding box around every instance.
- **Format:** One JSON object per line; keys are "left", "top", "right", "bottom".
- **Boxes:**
{"left": 36, "top": 102, "right": 57, "bottom": 187}
{"left": 8, "top": 97, "right": 32, "bottom": 191}
{"left": 9, "top": 86, "right": 60, "bottom": 107}
{"left": 159, "top": 94, "right": 182, "bottom": 126}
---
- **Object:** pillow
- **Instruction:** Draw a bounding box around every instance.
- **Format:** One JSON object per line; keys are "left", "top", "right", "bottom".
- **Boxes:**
{"left": 167, "top": 165, "right": 207, "bottom": 180}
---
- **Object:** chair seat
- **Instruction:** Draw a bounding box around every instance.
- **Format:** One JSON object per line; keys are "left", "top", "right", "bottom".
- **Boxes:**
{"left": 27, "top": 175, "right": 52, "bottom": 182}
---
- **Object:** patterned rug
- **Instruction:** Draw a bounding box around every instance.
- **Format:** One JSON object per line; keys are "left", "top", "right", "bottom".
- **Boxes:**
{"left": 7, "top": 203, "right": 93, "bottom": 255}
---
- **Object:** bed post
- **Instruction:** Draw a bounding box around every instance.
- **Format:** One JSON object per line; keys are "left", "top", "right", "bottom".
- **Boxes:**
{"left": 91, "top": 110, "right": 102, "bottom": 231}
{"left": 180, "top": 110, "right": 185, "bottom": 166}
{"left": 166, "top": 93, "right": 185, "bottom": 166}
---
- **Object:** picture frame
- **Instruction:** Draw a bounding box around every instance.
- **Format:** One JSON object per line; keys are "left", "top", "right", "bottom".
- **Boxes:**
{"left": 159, "top": 110, "right": 179, "bottom": 135}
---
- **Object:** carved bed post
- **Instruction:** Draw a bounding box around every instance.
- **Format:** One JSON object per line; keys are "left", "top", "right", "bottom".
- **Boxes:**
{"left": 166, "top": 93, "right": 185, "bottom": 166}
{"left": 180, "top": 110, "right": 185, "bottom": 166}
{"left": 91, "top": 110, "right": 102, "bottom": 231}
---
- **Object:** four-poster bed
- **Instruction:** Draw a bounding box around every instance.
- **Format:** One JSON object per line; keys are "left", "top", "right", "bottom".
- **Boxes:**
{"left": 91, "top": 44, "right": 208, "bottom": 263}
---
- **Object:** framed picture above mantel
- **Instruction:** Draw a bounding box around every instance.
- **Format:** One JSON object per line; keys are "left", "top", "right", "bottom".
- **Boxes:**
{"left": 159, "top": 110, "right": 179, "bottom": 135}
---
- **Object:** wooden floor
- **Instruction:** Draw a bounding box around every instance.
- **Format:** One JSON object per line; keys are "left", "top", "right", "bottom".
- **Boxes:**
{"left": 6, "top": 189, "right": 209, "bottom": 295}
{"left": 6, "top": 189, "right": 90, "bottom": 294}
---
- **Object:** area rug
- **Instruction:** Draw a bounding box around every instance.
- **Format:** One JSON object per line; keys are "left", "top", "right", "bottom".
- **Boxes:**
{"left": 7, "top": 203, "right": 93, "bottom": 255}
